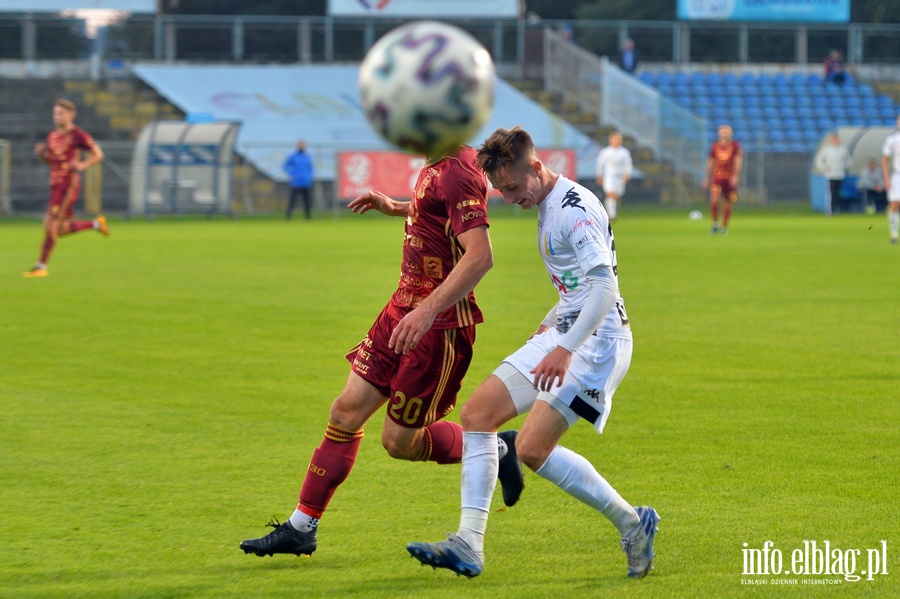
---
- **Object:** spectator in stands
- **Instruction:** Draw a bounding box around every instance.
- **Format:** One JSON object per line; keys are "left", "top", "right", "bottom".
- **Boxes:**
{"left": 857, "top": 158, "right": 887, "bottom": 214}
{"left": 824, "top": 49, "right": 846, "bottom": 85}
{"left": 283, "top": 139, "right": 315, "bottom": 219}
{"left": 618, "top": 38, "right": 639, "bottom": 75}
{"left": 814, "top": 133, "right": 851, "bottom": 215}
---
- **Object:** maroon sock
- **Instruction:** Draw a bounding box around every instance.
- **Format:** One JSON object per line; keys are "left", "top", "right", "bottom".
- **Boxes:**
{"left": 69, "top": 220, "right": 93, "bottom": 233}
{"left": 418, "top": 420, "right": 463, "bottom": 464}
{"left": 297, "top": 424, "right": 363, "bottom": 519}
{"left": 39, "top": 235, "right": 56, "bottom": 264}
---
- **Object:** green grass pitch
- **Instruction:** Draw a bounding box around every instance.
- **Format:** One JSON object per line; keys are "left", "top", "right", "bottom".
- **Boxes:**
{"left": 0, "top": 207, "right": 897, "bottom": 598}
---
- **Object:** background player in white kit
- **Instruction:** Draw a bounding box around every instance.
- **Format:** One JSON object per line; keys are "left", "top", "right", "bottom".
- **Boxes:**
{"left": 407, "top": 126, "right": 659, "bottom": 579}
{"left": 595, "top": 132, "right": 633, "bottom": 222}
{"left": 881, "top": 113, "right": 900, "bottom": 245}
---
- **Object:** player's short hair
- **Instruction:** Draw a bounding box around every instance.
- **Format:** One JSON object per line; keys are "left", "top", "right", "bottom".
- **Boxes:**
{"left": 476, "top": 126, "right": 536, "bottom": 177}
{"left": 54, "top": 98, "right": 76, "bottom": 112}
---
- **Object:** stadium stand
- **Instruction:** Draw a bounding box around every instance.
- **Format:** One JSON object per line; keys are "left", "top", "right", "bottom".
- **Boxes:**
{"left": 639, "top": 70, "right": 899, "bottom": 153}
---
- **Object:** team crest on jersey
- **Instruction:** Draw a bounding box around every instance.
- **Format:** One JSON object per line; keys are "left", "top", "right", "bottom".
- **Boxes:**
{"left": 424, "top": 257, "right": 443, "bottom": 279}
{"left": 543, "top": 232, "right": 556, "bottom": 256}
{"left": 416, "top": 167, "right": 437, "bottom": 199}
{"left": 561, "top": 188, "right": 585, "bottom": 212}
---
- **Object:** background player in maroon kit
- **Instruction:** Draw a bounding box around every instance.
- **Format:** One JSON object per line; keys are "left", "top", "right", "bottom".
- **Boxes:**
{"left": 24, "top": 99, "right": 107, "bottom": 278}
{"left": 702, "top": 124, "right": 743, "bottom": 235}
{"left": 240, "top": 144, "right": 521, "bottom": 558}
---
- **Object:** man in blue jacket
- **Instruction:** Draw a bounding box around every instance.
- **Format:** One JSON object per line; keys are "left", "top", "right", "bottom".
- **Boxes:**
{"left": 283, "top": 140, "right": 315, "bottom": 219}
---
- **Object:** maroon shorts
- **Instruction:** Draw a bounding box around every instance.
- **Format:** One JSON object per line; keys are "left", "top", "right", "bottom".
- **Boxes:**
{"left": 346, "top": 305, "right": 476, "bottom": 429}
{"left": 710, "top": 179, "right": 738, "bottom": 202}
{"left": 47, "top": 177, "right": 81, "bottom": 219}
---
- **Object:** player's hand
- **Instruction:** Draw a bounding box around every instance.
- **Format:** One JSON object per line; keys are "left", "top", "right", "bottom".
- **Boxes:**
{"left": 530, "top": 346, "right": 572, "bottom": 392}
{"left": 34, "top": 143, "right": 46, "bottom": 157}
{"left": 70, "top": 160, "right": 87, "bottom": 172}
{"left": 731, "top": 176, "right": 739, "bottom": 188}
{"left": 702, "top": 179, "right": 709, "bottom": 190}
{"left": 388, "top": 307, "right": 437, "bottom": 355}
{"left": 348, "top": 190, "right": 396, "bottom": 216}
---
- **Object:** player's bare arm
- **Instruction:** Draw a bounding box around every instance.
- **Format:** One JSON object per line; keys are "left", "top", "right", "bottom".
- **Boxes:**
{"left": 72, "top": 144, "right": 103, "bottom": 173}
{"left": 883, "top": 155, "right": 891, "bottom": 193}
{"left": 702, "top": 157, "right": 713, "bottom": 189}
{"left": 388, "top": 225, "right": 493, "bottom": 355}
{"left": 347, "top": 190, "right": 410, "bottom": 217}
{"left": 731, "top": 154, "right": 742, "bottom": 187}
{"left": 34, "top": 143, "right": 49, "bottom": 165}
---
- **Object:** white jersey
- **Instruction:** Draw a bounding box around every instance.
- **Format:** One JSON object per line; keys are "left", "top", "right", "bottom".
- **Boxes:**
{"left": 537, "top": 176, "right": 629, "bottom": 337}
{"left": 595, "top": 146, "right": 633, "bottom": 181}
{"left": 882, "top": 130, "right": 900, "bottom": 174}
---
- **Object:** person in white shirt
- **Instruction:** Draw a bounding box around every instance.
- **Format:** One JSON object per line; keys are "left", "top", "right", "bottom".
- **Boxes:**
{"left": 815, "top": 133, "right": 851, "bottom": 215}
{"left": 595, "top": 132, "right": 633, "bottom": 222}
{"left": 407, "top": 126, "right": 659, "bottom": 580}
{"left": 856, "top": 158, "right": 886, "bottom": 214}
{"left": 882, "top": 114, "right": 900, "bottom": 244}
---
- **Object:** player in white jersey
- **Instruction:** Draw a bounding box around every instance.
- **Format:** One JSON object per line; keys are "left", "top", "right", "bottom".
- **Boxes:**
{"left": 407, "top": 126, "right": 659, "bottom": 580}
{"left": 881, "top": 113, "right": 900, "bottom": 245}
{"left": 595, "top": 132, "right": 633, "bottom": 222}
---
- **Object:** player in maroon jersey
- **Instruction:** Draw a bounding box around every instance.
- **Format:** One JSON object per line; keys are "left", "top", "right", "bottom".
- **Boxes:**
{"left": 23, "top": 99, "right": 107, "bottom": 278}
{"left": 240, "top": 145, "right": 523, "bottom": 558}
{"left": 702, "top": 124, "right": 743, "bottom": 235}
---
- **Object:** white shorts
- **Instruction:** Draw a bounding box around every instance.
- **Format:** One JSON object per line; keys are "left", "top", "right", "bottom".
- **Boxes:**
{"left": 603, "top": 176, "right": 627, "bottom": 198}
{"left": 493, "top": 328, "right": 632, "bottom": 434}
{"left": 890, "top": 174, "right": 900, "bottom": 202}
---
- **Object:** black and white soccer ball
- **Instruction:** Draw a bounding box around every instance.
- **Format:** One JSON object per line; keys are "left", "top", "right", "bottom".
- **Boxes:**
{"left": 358, "top": 20, "right": 495, "bottom": 157}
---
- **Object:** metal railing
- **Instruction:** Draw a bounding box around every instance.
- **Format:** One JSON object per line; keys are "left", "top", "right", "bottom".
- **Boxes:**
{"left": 546, "top": 29, "right": 707, "bottom": 183}
{"left": 2, "top": 14, "right": 900, "bottom": 71}
{"left": 0, "top": 139, "right": 10, "bottom": 215}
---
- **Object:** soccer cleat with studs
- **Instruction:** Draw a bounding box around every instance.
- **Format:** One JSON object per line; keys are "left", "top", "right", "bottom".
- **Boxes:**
{"left": 23, "top": 266, "right": 48, "bottom": 278}
{"left": 407, "top": 533, "right": 484, "bottom": 578}
{"left": 239, "top": 518, "right": 317, "bottom": 557}
{"left": 96, "top": 215, "right": 110, "bottom": 236}
{"left": 621, "top": 506, "right": 660, "bottom": 579}
{"left": 497, "top": 430, "right": 524, "bottom": 507}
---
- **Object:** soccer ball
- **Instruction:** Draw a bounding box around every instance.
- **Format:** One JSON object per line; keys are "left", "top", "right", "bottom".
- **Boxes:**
{"left": 358, "top": 20, "right": 495, "bottom": 157}
{"left": 689, "top": 210, "right": 703, "bottom": 220}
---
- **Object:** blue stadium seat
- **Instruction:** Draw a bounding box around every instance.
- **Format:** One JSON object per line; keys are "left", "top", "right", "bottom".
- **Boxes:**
{"left": 789, "top": 73, "right": 807, "bottom": 87}
{"left": 878, "top": 95, "right": 895, "bottom": 107}
{"left": 707, "top": 72, "right": 724, "bottom": 87}
{"left": 744, "top": 95, "right": 762, "bottom": 108}
{"left": 639, "top": 71, "right": 656, "bottom": 86}
{"left": 806, "top": 73, "right": 824, "bottom": 86}
{"left": 787, "top": 141, "right": 808, "bottom": 153}
{"left": 724, "top": 73, "right": 740, "bottom": 86}
{"left": 673, "top": 72, "right": 690, "bottom": 86}
{"left": 656, "top": 72, "right": 673, "bottom": 86}
{"left": 858, "top": 83, "right": 875, "bottom": 96}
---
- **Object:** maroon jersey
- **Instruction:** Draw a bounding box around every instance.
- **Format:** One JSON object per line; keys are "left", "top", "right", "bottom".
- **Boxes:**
{"left": 45, "top": 126, "right": 96, "bottom": 187}
{"left": 709, "top": 140, "right": 742, "bottom": 183}
{"left": 388, "top": 146, "right": 490, "bottom": 329}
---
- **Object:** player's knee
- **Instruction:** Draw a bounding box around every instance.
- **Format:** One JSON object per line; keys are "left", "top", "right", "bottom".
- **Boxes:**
{"left": 380, "top": 431, "right": 418, "bottom": 460}
{"left": 516, "top": 439, "right": 551, "bottom": 472}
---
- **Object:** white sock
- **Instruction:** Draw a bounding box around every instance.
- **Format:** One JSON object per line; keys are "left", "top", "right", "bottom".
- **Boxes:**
{"left": 92, "top": 219, "right": 99, "bottom": 229}
{"left": 288, "top": 509, "right": 319, "bottom": 532}
{"left": 889, "top": 210, "right": 899, "bottom": 239}
{"left": 605, "top": 198, "right": 617, "bottom": 220}
{"left": 456, "top": 432, "right": 498, "bottom": 552}
{"left": 535, "top": 445, "right": 639, "bottom": 536}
